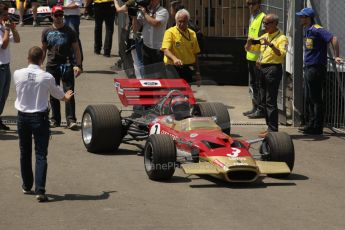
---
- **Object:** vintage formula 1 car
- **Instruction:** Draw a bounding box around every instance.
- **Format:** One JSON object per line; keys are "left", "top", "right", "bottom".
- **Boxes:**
{"left": 81, "top": 79, "right": 294, "bottom": 183}
{"left": 4, "top": 0, "right": 53, "bottom": 23}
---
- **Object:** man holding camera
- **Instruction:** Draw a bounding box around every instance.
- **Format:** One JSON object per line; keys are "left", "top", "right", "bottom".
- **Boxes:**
{"left": 0, "top": 3, "right": 20, "bottom": 131}
{"left": 133, "top": 0, "right": 169, "bottom": 78}
{"left": 245, "top": 13, "right": 288, "bottom": 137}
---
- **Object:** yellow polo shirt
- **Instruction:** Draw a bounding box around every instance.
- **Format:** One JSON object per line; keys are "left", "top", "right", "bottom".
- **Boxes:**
{"left": 249, "top": 30, "right": 288, "bottom": 64}
{"left": 161, "top": 26, "right": 200, "bottom": 65}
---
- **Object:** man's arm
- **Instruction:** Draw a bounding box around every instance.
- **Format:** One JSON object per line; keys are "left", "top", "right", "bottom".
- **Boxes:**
{"left": 64, "top": 0, "right": 82, "bottom": 9}
{"left": 72, "top": 42, "right": 82, "bottom": 77}
{"left": 330, "top": 36, "right": 342, "bottom": 63}
{"left": 139, "top": 6, "right": 162, "bottom": 27}
{"left": 41, "top": 42, "right": 48, "bottom": 64}
{"left": 163, "top": 48, "right": 182, "bottom": 66}
{"left": 114, "top": 0, "right": 128, "bottom": 13}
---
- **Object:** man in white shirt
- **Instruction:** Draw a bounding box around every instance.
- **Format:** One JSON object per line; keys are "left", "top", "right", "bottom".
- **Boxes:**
{"left": 14, "top": 46, "right": 73, "bottom": 202}
{"left": 133, "top": 0, "right": 169, "bottom": 78}
{"left": 0, "top": 3, "right": 20, "bottom": 130}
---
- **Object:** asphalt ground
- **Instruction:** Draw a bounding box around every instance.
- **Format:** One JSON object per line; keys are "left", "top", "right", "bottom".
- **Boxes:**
{"left": 1, "top": 19, "right": 345, "bottom": 230}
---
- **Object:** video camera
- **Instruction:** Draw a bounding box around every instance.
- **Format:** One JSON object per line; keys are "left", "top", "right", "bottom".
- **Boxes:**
{"left": 128, "top": 0, "right": 151, "bottom": 17}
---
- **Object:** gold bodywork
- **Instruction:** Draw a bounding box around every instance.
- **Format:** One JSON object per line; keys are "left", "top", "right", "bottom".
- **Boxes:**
{"left": 181, "top": 156, "right": 290, "bottom": 183}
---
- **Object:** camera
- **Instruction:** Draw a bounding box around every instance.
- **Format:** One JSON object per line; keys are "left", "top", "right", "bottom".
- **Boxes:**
{"left": 128, "top": 0, "right": 151, "bottom": 17}
{"left": 251, "top": 39, "right": 261, "bottom": 45}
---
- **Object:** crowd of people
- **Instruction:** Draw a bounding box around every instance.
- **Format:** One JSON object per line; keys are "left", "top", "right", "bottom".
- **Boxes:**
{"left": 0, "top": 0, "right": 343, "bottom": 202}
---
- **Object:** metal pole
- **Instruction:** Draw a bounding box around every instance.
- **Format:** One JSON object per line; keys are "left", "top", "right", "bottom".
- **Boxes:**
{"left": 292, "top": 0, "right": 305, "bottom": 126}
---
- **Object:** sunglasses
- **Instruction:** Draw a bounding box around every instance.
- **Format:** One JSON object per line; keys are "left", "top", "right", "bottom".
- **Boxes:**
{"left": 263, "top": 21, "right": 274, "bottom": 25}
{"left": 53, "top": 13, "right": 64, "bottom": 18}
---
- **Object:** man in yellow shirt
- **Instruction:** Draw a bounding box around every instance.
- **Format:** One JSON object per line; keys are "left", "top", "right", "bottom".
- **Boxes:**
{"left": 161, "top": 9, "right": 200, "bottom": 85}
{"left": 245, "top": 13, "right": 288, "bottom": 137}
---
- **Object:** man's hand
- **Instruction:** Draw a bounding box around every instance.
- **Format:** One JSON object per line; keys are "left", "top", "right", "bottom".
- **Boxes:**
{"left": 73, "top": 66, "right": 82, "bottom": 78}
{"left": 173, "top": 58, "right": 183, "bottom": 66}
{"left": 64, "top": 90, "right": 74, "bottom": 101}
{"left": 335, "top": 57, "right": 343, "bottom": 64}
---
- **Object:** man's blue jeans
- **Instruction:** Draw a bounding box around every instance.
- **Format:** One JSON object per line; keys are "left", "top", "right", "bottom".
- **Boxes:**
{"left": 17, "top": 111, "right": 50, "bottom": 195}
{"left": 64, "top": 15, "right": 83, "bottom": 65}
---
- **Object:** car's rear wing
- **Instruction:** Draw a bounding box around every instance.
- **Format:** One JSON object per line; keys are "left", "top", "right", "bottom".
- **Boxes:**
{"left": 114, "top": 78, "right": 196, "bottom": 106}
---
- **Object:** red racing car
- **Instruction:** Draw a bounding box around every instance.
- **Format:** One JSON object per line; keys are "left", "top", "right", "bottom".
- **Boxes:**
{"left": 81, "top": 79, "right": 294, "bottom": 183}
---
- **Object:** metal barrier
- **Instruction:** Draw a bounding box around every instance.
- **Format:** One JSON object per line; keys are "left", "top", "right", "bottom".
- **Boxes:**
{"left": 325, "top": 60, "right": 345, "bottom": 133}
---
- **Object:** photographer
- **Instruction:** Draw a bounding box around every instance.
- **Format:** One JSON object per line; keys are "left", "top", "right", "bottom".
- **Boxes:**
{"left": 245, "top": 14, "right": 288, "bottom": 137}
{"left": 132, "top": 0, "right": 169, "bottom": 78}
{"left": 0, "top": 3, "right": 20, "bottom": 131}
{"left": 114, "top": 0, "right": 144, "bottom": 78}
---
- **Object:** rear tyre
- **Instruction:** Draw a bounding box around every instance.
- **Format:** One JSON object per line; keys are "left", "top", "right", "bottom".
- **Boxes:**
{"left": 82, "top": 104, "right": 123, "bottom": 153}
{"left": 144, "top": 134, "right": 176, "bottom": 180}
{"left": 192, "top": 102, "right": 231, "bottom": 134}
{"left": 260, "top": 132, "right": 295, "bottom": 178}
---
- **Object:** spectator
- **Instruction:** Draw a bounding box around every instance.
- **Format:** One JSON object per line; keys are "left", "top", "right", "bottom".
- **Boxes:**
{"left": 41, "top": 5, "right": 82, "bottom": 130}
{"left": 161, "top": 9, "right": 201, "bottom": 84}
{"left": 114, "top": 0, "right": 144, "bottom": 78}
{"left": 296, "top": 8, "right": 343, "bottom": 135}
{"left": 14, "top": 46, "right": 74, "bottom": 202}
{"left": 93, "top": 0, "right": 116, "bottom": 57}
{"left": 245, "top": 13, "right": 288, "bottom": 137}
{"left": 133, "top": 0, "right": 169, "bottom": 78}
{"left": 63, "top": 0, "right": 84, "bottom": 68}
{"left": 18, "top": 0, "right": 40, "bottom": 26}
{"left": 243, "top": 0, "right": 265, "bottom": 119}
{"left": 167, "top": 0, "right": 181, "bottom": 28}
{"left": 168, "top": 1, "right": 204, "bottom": 52}
{"left": 0, "top": 4, "right": 20, "bottom": 131}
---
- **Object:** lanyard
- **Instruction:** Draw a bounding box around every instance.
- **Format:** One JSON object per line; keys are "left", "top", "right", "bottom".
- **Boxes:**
{"left": 177, "top": 27, "right": 191, "bottom": 41}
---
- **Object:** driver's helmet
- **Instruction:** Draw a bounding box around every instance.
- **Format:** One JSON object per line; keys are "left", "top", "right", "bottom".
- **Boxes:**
{"left": 171, "top": 96, "right": 191, "bottom": 120}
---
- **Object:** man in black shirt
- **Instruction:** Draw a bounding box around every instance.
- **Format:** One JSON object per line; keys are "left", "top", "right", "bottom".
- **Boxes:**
{"left": 41, "top": 5, "right": 82, "bottom": 130}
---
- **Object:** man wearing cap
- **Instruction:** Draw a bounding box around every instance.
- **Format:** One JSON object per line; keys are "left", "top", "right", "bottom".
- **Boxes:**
{"left": 41, "top": 5, "right": 82, "bottom": 130}
{"left": 296, "top": 7, "right": 342, "bottom": 135}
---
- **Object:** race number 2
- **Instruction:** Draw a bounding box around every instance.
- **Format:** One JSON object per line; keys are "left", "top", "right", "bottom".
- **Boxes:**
{"left": 149, "top": 124, "right": 161, "bottom": 135}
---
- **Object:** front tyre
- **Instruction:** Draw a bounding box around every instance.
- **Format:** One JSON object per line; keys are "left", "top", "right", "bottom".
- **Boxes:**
{"left": 260, "top": 132, "right": 295, "bottom": 178}
{"left": 144, "top": 134, "right": 176, "bottom": 180}
{"left": 82, "top": 104, "right": 123, "bottom": 153}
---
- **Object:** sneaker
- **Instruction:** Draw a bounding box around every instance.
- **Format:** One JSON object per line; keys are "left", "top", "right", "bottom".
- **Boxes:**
{"left": 49, "top": 119, "right": 60, "bottom": 128}
{"left": 0, "top": 122, "right": 10, "bottom": 130}
{"left": 247, "top": 110, "right": 265, "bottom": 119}
{"left": 22, "top": 188, "right": 33, "bottom": 194}
{"left": 19, "top": 21, "right": 24, "bottom": 27}
{"left": 243, "top": 108, "right": 256, "bottom": 116}
{"left": 68, "top": 122, "right": 78, "bottom": 130}
{"left": 36, "top": 194, "right": 48, "bottom": 202}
